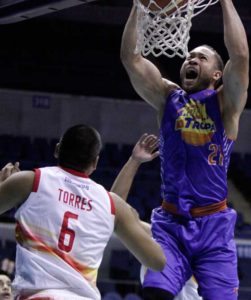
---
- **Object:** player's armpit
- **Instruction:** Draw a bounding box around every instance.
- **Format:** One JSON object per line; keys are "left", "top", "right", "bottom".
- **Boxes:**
{"left": 111, "top": 192, "right": 166, "bottom": 271}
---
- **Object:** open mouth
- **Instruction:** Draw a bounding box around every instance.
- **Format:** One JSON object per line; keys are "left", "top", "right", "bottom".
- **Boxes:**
{"left": 185, "top": 69, "right": 198, "bottom": 80}
{"left": 2, "top": 293, "right": 11, "bottom": 298}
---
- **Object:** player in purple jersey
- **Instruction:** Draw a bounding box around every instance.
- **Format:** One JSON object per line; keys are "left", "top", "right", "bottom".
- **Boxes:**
{"left": 111, "top": 133, "right": 202, "bottom": 300}
{"left": 120, "top": 0, "right": 249, "bottom": 299}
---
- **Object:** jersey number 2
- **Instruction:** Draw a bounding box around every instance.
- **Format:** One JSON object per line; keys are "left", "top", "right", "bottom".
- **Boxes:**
{"left": 58, "top": 211, "right": 78, "bottom": 252}
{"left": 208, "top": 144, "right": 223, "bottom": 166}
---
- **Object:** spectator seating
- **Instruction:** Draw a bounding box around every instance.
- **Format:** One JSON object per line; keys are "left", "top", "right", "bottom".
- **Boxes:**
{"left": 102, "top": 292, "right": 123, "bottom": 300}
{"left": 124, "top": 293, "right": 142, "bottom": 300}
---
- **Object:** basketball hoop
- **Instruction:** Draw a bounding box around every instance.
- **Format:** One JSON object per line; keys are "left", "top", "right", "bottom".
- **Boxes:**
{"left": 134, "top": 0, "right": 219, "bottom": 58}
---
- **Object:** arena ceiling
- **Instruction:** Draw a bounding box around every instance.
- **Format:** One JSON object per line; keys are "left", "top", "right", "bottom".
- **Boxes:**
{"left": 0, "top": 0, "right": 250, "bottom": 107}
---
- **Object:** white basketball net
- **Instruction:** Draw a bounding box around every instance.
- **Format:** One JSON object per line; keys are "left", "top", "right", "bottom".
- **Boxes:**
{"left": 134, "top": 0, "right": 219, "bottom": 58}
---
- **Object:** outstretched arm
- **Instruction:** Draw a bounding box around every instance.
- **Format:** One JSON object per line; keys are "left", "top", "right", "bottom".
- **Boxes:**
{"left": 112, "top": 192, "right": 166, "bottom": 271}
{"left": 111, "top": 133, "right": 159, "bottom": 200}
{"left": 120, "top": 5, "right": 178, "bottom": 112}
{"left": 218, "top": 0, "right": 249, "bottom": 139}
{"left": 111, "top": 134, "right": 159, "bottom": 235}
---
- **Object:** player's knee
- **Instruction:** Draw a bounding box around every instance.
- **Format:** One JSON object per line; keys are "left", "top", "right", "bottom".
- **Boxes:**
{"left": 143, "top": 287, "right": 174, "bottom": 300}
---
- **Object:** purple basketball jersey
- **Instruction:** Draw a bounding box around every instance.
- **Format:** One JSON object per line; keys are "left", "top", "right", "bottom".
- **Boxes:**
{"left": 160, "top": 89, "right": 234, "bottom": 216}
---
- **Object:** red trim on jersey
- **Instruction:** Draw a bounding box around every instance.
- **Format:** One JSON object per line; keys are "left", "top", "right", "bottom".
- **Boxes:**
{"left": 32, "top": 169, "right": 41, "bottom": 193}
{"left": 15, "top": 222, "right": 95, "bottom": 281}
{"left": 59, "top": 166, "right": 89, "bottom": 178}
{"left": 107, "top": 192, "right": 115, "bottom": 215}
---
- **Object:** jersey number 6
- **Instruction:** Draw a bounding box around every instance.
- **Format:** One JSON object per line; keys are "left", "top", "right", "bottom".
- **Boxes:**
{"left": 58, "top": 211, "right": 78, "bottom": 252}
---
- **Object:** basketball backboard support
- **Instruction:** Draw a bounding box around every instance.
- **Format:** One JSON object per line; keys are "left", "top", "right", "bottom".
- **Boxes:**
{"left": 0, "top": 0, "right": 96, "bottom": 24}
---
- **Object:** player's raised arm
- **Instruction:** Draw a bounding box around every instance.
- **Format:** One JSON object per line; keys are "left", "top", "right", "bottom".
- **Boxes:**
{"left": 218, "top": 0, "right": 249, "bottom": 139}
{"left": 111, "top": 133, "right": 159, "bottom": 200}
{"left": 112, "top": 192, "right": 166, "bottom": 271}
{"left": 111, "top": 134, "right": 158, "bottom": 236}
{"left": 120, "top": 4, "right": 177, "bottom": 111}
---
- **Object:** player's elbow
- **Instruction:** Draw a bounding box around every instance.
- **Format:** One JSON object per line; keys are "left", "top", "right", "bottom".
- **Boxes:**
{"left": 239, "top": 40, "right": 249, "bottom": 59}
{"left": 144, "top": 247, "right": 166, "bottom": 271}
{"left": 120, "top": 44, "right": 130, "bottom": 65}
{"left": 120, "top": 50, "right": 133, "bottom": 71}
{"left": 237, "top": 52, "right": 249, "bottom": 67}
{"left": 232, "top": 46, "right": 249, "bottom": 66}
{"left": 120, "top": 46, "right": 141, "bottom": 72}
{"left": 120, "top": 41, "right": 133, "bottom": 62}
{"left": 154, "top": 253, "right": 166, "bottom": 271}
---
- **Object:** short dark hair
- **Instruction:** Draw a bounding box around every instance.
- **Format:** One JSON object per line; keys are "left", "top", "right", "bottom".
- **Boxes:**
{"left": 201, "top": 44, "right": 224, "bottom": 88}
{"left": 201, "top": 44, "right": 224, "bottom": 72}
{"left": 58, "top": 124, "right": 102, "bottom": 171}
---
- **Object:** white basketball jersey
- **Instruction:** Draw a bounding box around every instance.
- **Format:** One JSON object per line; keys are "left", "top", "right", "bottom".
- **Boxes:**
{"left": 13, "top": 166, "right": 115, "bottom": 300}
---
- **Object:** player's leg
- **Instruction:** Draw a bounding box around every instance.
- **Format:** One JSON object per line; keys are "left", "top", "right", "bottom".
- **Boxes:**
{"left": 142, "top": 208, "right": 192, "bottom": 298}
{"left": 175, "top": 276, "right": 202, "bottom": 300}
{"left": 140, "top": 265, "right": 175, "bottom": 299}
{"left": 141, "top": 266, "right": 201, "bottom": 300}
{"left": 193, "top": 208, "right": 239, "bottom": 300}
{"left": 143, "top": 277, "right": 203, "bottom": 300}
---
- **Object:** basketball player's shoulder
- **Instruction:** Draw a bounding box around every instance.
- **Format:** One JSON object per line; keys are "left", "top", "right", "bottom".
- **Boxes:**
{"left": 108, "top": 192, "right": 132, "bottom": 213}
{"left": 89, "top": 177, "right": 105, "bottom": 189}
{"left": 37, "top": 165, "right": 58, "bottom": 175}
{"left": 36, "top": 166, "right": 61, "bottom": 182}
{"left": 89, "top": 178, "right": 112, "bottom": 198}
{"left": 162, "top": 78, "right": 180, "bottom": 96}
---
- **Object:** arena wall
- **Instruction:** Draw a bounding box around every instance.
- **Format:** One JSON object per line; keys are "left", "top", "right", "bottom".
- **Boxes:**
{"left": 0, "top": 88, "right": 250, "bottom": 153}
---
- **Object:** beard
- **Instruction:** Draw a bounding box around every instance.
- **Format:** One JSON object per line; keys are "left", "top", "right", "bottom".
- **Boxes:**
{"left": 181, "top": 74, "right": 213, "bottom": 94}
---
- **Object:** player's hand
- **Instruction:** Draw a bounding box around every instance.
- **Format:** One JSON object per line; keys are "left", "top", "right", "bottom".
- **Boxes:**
{"left": 131, "top": 133, "right": 159, "bottom": 163}
{"left": 0, "top": 162, "right": 20, "bottom": 182}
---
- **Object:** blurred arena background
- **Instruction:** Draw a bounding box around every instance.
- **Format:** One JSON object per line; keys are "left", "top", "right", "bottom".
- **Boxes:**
{"left": 0, "top": 1, "right": 250, "bottom": 299}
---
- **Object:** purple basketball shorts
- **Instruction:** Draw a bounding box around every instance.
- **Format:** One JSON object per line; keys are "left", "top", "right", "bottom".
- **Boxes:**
{"left": 142, "top": 207, "right": 239, "bottom": 300}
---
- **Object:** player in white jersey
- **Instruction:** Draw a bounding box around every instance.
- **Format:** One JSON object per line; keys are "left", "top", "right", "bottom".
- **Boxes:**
{"left": 0, "top": 124, "right": 166, "bottom": 300}
{"left": 111, "top": 133, "right": 202, "bottom": 300}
